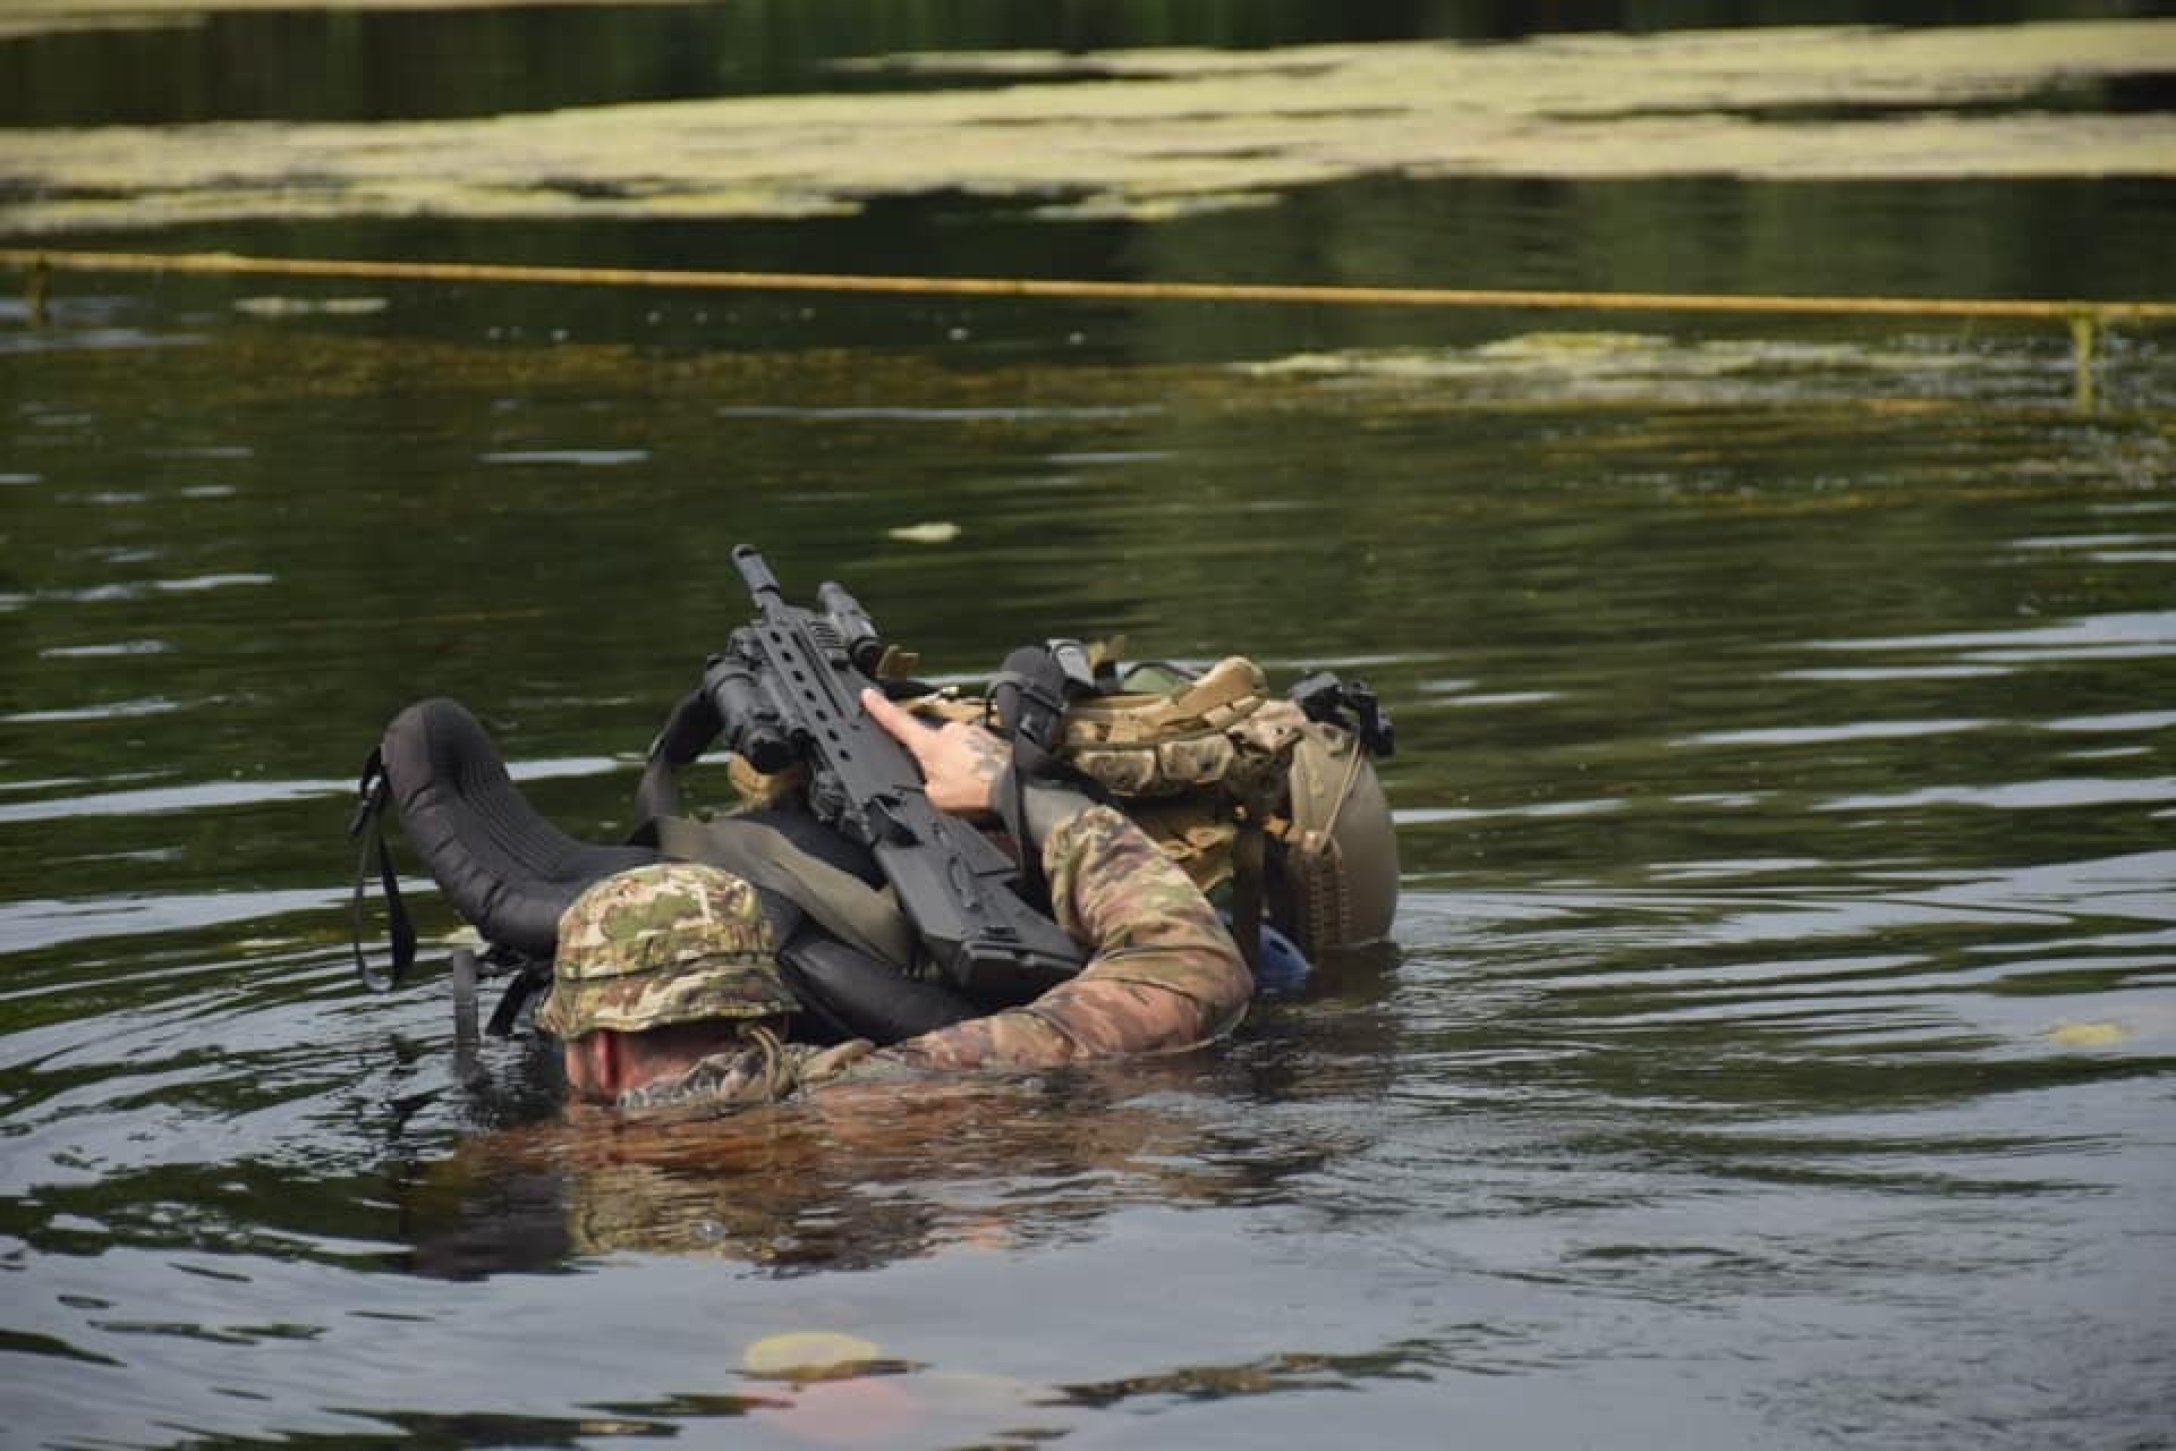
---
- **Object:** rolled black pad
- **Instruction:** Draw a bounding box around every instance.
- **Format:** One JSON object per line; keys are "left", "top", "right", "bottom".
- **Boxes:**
{"left": 380, "top": 698, "right": 658, "bottom": 958}
{"left": 777, "top": 925, "right": 980, "bottom": 1045}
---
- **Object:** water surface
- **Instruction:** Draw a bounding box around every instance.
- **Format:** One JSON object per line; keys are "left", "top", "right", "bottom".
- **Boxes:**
{"left": 2, "top": 6, "right": 2173, "bottom": 1449}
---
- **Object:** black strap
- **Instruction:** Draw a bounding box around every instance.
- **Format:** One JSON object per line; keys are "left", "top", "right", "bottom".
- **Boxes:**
{"left": 634, "top": 686, "right": 723, "bottom": 826}
{"left": 1228, "top": 821, "right": 1266, "bottom": 972}
{"left": 485, "top": 967, "right": 549, "bottom": 1037}
{"left": 1289, "top": 671, "right": 1396, "bottom": 757}
{"left": 988, "top": 642, "right": 1102, "bottom": 902}
{"left": 988, "top": 642, "right": 1087, "bottom": 769}
{"left": 348, "top": 747, "right": 416, "bottom": 992}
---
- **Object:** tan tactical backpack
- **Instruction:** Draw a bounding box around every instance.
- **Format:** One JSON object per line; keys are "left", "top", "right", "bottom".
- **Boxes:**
{"left": 1050, "top": 656, "right": 1398, "bottom": 958}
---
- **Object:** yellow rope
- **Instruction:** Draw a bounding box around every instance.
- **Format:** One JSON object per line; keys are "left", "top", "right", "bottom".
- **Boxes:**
{"left": 6, "top": 247, "right": 2173, "bottom": 325}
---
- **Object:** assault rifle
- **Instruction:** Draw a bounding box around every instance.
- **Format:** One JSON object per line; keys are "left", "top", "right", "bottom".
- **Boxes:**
{"left": 698, "top": 545, "right": 1088, "bottom": 1004}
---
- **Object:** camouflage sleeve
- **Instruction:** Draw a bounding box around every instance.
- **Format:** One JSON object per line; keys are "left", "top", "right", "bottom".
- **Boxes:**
{"left": 868, "top": 804, "right": 1251, "bottom": 1073}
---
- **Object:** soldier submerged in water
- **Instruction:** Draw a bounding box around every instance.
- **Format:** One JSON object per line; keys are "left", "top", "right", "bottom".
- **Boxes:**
{"left": 536, "top": 688, "right": 1255, "bottom": 1117}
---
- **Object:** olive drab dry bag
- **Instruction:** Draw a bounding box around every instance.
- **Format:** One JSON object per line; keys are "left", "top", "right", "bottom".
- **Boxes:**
{"left": 1272, "top": 705, "right": 1400, "bottom": 956}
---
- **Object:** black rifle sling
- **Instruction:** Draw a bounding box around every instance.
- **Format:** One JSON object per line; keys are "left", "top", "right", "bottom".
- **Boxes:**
{"left": 643, "top": 814, "right": 918, "bottom": 972}
{"left": 987, "top": 643, "right": 1096, "bottom": 905}
{"left": 1227, "top": 819, "right": 1266, "bottom": 972}
{"left": 348, "top": 747, "right": 417, "bottom": 992}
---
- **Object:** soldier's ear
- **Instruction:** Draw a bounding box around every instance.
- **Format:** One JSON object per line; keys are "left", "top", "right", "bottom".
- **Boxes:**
{"left": 565, "top": 1031, "right": 625, "bottom": 1099}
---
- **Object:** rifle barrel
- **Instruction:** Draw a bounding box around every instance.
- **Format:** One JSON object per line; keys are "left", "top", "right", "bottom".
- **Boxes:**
{"left": 731, "top": 543, "right": 782, "bottom": 602}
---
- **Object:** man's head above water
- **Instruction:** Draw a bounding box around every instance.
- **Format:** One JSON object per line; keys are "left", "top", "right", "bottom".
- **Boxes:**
{"left": 540, "top": 861, "right": 800, "bottom": 1101}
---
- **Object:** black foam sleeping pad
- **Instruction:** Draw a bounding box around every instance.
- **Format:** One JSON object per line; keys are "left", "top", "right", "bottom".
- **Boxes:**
{"left": 380, "top": 697, "right": 659, "bottom": 959}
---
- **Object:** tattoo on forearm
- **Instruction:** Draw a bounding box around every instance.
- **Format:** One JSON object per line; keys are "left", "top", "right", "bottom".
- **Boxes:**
{"left": 965, "top": 729, "right": 1008, "bottom": 784}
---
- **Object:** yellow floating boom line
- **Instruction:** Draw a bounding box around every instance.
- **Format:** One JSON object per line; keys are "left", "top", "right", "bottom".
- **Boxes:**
{"left": 7, "top": 247, "right": 2175, "bottom": 325}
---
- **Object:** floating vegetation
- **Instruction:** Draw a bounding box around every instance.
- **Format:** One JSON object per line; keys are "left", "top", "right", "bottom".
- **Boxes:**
{"left": 0, "top": 21, "right": 2168, "bottom": 230}
{"left": 231, "top": 295, "right": 389, "bottom": 318}
{"left": 887, "top": 521, "right": 963, "bottom": 544}
{"left": 1235, "top": 331, "right": 2065, "bottom": 408}
{"left": 16, "top": 321, "right": 2167, "bottom": 429}
{"left": 2046, "top": 1020, "right": 2133, "bottom": 1047}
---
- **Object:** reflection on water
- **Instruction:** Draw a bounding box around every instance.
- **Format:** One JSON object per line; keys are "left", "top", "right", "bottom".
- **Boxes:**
{"left": 3, "top": 4, "right": 2174, "bottom": 1448}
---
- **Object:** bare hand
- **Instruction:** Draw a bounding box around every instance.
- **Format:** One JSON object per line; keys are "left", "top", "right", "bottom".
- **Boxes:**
{"left": 861, "top": 688, "right": 1008, "bottom": 817}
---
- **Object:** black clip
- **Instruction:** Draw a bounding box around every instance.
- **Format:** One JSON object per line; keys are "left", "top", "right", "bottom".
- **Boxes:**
{"left": 1290, "top": 672, "right": 1396, "bottom": 758}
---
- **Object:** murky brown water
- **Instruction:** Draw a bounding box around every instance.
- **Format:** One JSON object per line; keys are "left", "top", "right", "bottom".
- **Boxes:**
{"left": 4, "top": 6, "right": 2173, "bottom": 1449}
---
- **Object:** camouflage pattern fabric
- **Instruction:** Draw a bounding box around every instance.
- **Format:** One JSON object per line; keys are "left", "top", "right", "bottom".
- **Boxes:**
{"left": 536, "top": 862, "right": 796, "bottom": 1039}
{"left": 614, "top": 1034, "right": 873, "bottom": 1118}
{"left": 868, "top": 804, "right": 1251, "bottom": 1073}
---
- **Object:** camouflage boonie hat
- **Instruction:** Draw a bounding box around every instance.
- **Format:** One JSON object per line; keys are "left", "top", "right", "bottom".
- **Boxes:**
{"left": 535, "top": 863, "right": 797, "bottom": 1038}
